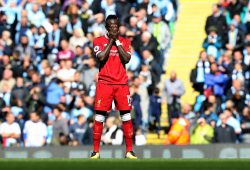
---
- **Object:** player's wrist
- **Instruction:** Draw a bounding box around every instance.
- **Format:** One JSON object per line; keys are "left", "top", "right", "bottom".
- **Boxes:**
{"left": 115, "top": 40, "right": 122, "bottom": 46}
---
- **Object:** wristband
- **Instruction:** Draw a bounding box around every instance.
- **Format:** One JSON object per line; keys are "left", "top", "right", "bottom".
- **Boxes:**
{"left": 115, "top": 40, "right": 122, "bottom": 46}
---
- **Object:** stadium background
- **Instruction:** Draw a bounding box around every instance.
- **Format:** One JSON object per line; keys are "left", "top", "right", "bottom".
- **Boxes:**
{"left": 0, "top": 0, "right": 250, "bottom": 160}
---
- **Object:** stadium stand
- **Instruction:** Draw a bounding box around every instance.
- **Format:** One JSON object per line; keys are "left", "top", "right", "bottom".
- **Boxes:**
{"left": 1, "top": 0, "right": 250, "bottom": 147}
{"left": 0, "top": 0, "right": 178, "bottom": 147}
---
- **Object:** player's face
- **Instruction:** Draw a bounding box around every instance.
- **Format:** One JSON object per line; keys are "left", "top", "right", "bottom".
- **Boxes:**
{"left": 106, "top": 19, "right": 119, "bottom": 33}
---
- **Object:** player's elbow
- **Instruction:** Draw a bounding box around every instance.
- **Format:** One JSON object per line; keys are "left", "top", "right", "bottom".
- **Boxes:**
{"left": 97, "top": 54, "right": 106, "bottom": 62}
{"left": 124, "top": 56, "right": 131, "bottom": 64}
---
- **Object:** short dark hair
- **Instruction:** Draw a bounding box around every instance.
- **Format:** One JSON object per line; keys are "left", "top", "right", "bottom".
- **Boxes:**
{"left": 105, "top": 15, "right": 118, "bottom": 23}
{"left": 30, "top": 24, "right": 37, "bottom": 29}
{"left": 154, "top": 88, "right": 160, "bottom": 94}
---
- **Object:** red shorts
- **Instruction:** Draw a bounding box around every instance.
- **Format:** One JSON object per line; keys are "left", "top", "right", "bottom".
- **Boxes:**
{"left": 94, "top": 82, "right": 132, "bottom": 111}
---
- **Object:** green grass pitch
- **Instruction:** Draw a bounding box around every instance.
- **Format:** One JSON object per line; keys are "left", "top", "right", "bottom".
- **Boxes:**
{"left": 0, "top": 159, "right": 250, "bottom": 170}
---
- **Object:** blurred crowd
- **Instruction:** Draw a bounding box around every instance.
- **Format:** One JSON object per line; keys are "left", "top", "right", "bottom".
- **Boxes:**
{"left": 0, "top": 0, "right": 178, "bottom": 147}
{"left": 179, "top": 0, "right": 250, "bottom": 145}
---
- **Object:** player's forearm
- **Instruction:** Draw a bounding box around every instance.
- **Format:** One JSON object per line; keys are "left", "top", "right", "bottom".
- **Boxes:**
{"left": 97, "top": 39, "right": 114, "bottom": 62}
{"left": 117, "top": 45, "right": 131, "bottom": 64}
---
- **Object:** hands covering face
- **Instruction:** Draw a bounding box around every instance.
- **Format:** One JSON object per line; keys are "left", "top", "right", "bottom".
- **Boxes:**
{"left": 108, "top": 30, "right": 119, "bottom": 40}
{"left": 106, "top": 19, "right": 119, "bottom": 40}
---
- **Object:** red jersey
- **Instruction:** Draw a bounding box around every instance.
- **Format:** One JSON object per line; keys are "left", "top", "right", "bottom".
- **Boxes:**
{"left": 93, "top": 35, "right": 131, "bottom": 84}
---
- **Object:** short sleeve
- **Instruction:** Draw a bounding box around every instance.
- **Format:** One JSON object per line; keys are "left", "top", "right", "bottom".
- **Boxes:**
{"left": 14, "top": 123, "right": 21, "bottom": 135}
{"left": 123, "top": 38, "right": 131, "bottom": 55}
{"left": 23, "top": 122, "right": 28, "bottom": 134}
{"left": 93, "top": 38, "right": 105, "bottom": 57}
{"left": 41, "top": 123, "right": 47, "bottom": 138}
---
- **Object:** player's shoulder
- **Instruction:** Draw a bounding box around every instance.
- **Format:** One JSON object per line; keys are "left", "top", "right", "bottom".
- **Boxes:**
{"left": 94, "top": 35, "right": 105, "bottom": 42}
{"left": 118, "top": 36, "right": 129, "bottom": 42}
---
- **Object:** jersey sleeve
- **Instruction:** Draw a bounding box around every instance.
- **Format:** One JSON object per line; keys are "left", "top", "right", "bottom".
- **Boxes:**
{"left": 123, "top": 38, "right": 131, "bottom": 55}
{"left": 93, "top": 38, "right": 105, "bottom": 57}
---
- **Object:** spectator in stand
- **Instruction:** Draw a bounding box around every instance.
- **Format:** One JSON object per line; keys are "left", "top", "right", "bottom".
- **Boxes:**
{"left": 27, "top": 2, "right": 46, "bottom": 27}
{"left": 226, "top": 80, "right": 246, "bottom": 114}
{"left": 148, "top": 88, "right": 161, "bottom": 134}
{"left": 15, "top": 35, "right": 36, "bottom": 60}
{"left": 101, "top": 116, "right": 123, "bottom": 146}
{"left": 80, "top": 57, "right": 99, "bottom": 91}
{"left": 204, "top": 63, "right": 228, "bottom": 101}
{"left": 25, "top": 86, "right": 45, "bottom": 114}
{"left": 200, "top": 95, "right": 223, "bottom": 117}
{"left": 162, "top": 71, "right": 185, "bottom": 121}
{"left": 69, "top": 28, "right": 88, "bottom": 52}
{"left": 226, "top": 0, "right": 244, "bottom": 20}
{"left": 15, "top": 13, "right": 29, "bottom": 44}
{"left": 0, "top": 112, "right": 21, "bottom": 147}
{"left": 126, "top": 46, "right": 141, "bottom": 73}
{"left": 243, "top": 42, "right": 250, "bottom": 66}
{"left": 41, "top": 0, "right": 61, "bottom": 20}
{"left": 214, "top": 113, "right": 236, "bottom": 143}
{"left": 57, "top": 39, "right": 74, "bottom": 61}
{"left": 71, "top": 97, "right": 93, "bottom": 124}
{"left": 10, "top": 77, "right": 27, "bottom": 104}
{"left": 233, "top": 14, "right": 247, "bottom": 34}
{"left": 202, "top": 26, "right": 222, "bottom": 59}
{"left": 73, "top": 45, "right": 87, "bottom": 69}
{"left": 244, "top": 3, "right": 250, "bottom": 34}
{"left": 127, "top": 16, "right": 139, "bottom": 34}
{"left": 51, "top": 105, "right": 69, "bottom": 146}
{"left": 217, "top": 50, "right": 233, "bottom": 75}
{"left": 139, "top": 64, "right": 152, "bottom": 88}
{"left": 66, "top": 13, "right": 82, "bottom": 37}
{"left": 190, "top": 117, "right": 214, "bottom": 144}
{"left": 182, "top": 103, "right": 196, "bottom": 129}
{"left": 87, "top": 13, "right": 105, "bottom": 36}
{"left": 217, "top": 109, "right": 241, "bottom": 135}
{"left": 115, "top": 0, "right": 131, "bottom": 23}
{"left": 138, "top": 31, "right": 159, "bottom": 60}
{"left": 130, "top": 84, "right": 142, "bottom": 130}
{"left": 44, "top": 78, "right": 64, "bottom": 113}
{"left": 227, "top": 50, "right": 248, "bottom": 77}
{"left": 33, "top": 26, "right": 47, "bottom": 64}
{"left": 190, "top": 51, "right": 210, "bottom": 94}
{"left": 148, "top": 11, "right": 171, "bottom": 62}
{"left": 57, "top": 59, "right": 76, "bottom": 82}
{"left": 41, "top": 64, "right": 56, "bottom": 87}
{"left": 0, "top": 0, "right": 179, "bottom": 146}
{"left": 23, "top": 112, "right": 47, "bottom": 147}
{"left": 167, "top": 116, "right": 190, "bottom": 145}
{"left": 0, "top": 69, "right": 15, "bottom": 92}
{"left": 0, "top": 83, "right": 11, "bottom": 106}
{"left": 223, "top": 20, "right": 244, "bottom": 51}
{"left": 0, "top": 30, "right": 12, "bottom": 56}
{"left": 241, "top": 107, "right": 250, "bottom": 143}
{"left": 135, "top": 128, "right": 147, "bottom": 146}
{"left": 199, "top": 102, "right": 219, "bottom": 127}
{"left": 26, "top": 24, "right": 37, "bottom": 47}
{"left": 69, "top": 114, "right": 93, "bottom": 145}
{"left": 142, "top": 50, "right": 162, "bottom": 85}
{"left": 101, "top": 0, "right": 116, "bottom": 16}
{"left": 224, "top": 100, "right": 241, "bottom": 122}
{"left": 205, "top": 4, "right": 227, "bottom": 37}
{"left": 47, "top": 21, "right": 61, "bottom": 64}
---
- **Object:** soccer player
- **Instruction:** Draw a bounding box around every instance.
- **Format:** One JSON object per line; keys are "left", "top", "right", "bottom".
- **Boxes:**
{"left": 90, "top": 15, "right": 137, "bottom": 159}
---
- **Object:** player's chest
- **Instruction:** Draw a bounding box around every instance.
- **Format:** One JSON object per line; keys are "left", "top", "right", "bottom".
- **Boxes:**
{"left": 102, "top": 41, "right": 121, "bottom": 57}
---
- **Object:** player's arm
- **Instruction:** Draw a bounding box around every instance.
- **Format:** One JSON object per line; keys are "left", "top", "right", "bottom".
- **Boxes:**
{"left": 116, "top": 40, "right": 131, "bottom": 64}
{"left": 95, "top": 39, "right": 114, "bottom": 62}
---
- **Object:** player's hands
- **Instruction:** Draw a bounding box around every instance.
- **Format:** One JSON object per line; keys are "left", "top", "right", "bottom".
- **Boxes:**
{"left": 108, "top": 30, "right": 119, "bottom": 40}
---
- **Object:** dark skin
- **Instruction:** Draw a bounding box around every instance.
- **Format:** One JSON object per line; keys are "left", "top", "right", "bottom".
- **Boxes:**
{"left": 96, "top": 18, "right": 131, "bottom": 64}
